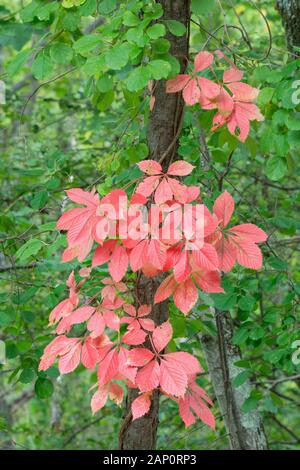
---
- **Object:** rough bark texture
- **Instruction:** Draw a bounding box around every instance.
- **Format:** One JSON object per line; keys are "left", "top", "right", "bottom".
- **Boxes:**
{"left": 201, "top": 310, "right": 268, "bottom": 449}
{"left": 118, "top": 0, "right": 190, "bottom": 450}
{"left": 199, "top": 134, "right": 268, "bottom": 450}
{"left": 277, "top": 0, "right": 300, "bottom": 54}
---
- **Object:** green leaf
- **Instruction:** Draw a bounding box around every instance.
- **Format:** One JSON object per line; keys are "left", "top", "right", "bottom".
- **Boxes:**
{"left": 266, "top": 156, "right": 287, "bottom": 181}
{"left": 123, "top": 11, "right": 139, "bottom": 27}
{"left": 241, "top": 395, "right": 260, "bottom": 413}
{"left": 15, "top": 239, "right": 43, "bottom": 263}
{"left": 257, "top": 87, "right": 274, "bottom": 107}
{"left": 147, "top": 23, "right": 166, "bottom": 40}
{"left": 20, "top": 1, "right": 39, "bottom": 23}
{"left": 19, "top": 368, "right": 35, "bottom": 384}
{"left": 233, "top": 370, "right": 251, "bottom": 388}
{"left": 50, "top": 43, "right": 74, "bottom": 64}
{"left": 37, "top": 2, "right": 59, "bottom": 21}
{"left": 152, "top": 38, "right": 170, "bottom": 54}
{"left": 211, "top": 292, "right": 237, "bottom": 310}
{"left": 30, "top": 190, "right": 48, "bottom": 210}
{"left": 232, "top": 326, "right": 249, "bottom": 345}
{"left": 78, "top": 0, "right": 97, "bottom": 16}
{"left": 148, "top": 59, "right": 171, "bottom": 79}
{"left": 165, "top": 20, "right": 186, "bottom": 37}
{"left": 99, "top": 0, "right": 116, "bottom": 14}
{"left": 73, "top": 35, "right": 102, "bottom": 55}
{"left": 238, "top": 295, "right": 256, "bottom": 312}
{"left": 32, "top": 51, "right": 52, "bottom": 80}
{"left": 126, "top": 66, "right": 151, "bottom": 92}
{"left": 96, "top": 75, "right": 113, "bottom": 92}
{"left": 249, "top": 326, "right": 265, "bottom": 340}
{"left": 191, "top": 0, "right": 214, "bottom": 15}
{"left": 82, "top": 55, "right": 106, "bottom": 75}
{"left": 7, "top": 49, "right": 31, "bottom": 76}
{"left": 35, "top": 378, "right": 54, "bottom": 399}
{"left": 105, "top": 43, "right": 130, "bottom": 70}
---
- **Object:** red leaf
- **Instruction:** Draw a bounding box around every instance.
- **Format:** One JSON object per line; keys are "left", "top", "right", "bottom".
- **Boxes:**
{"left": 160, "top": 358, "right": 188, "bottom": 397}
{"left": 103, "top": 310, "right": 120, "bottom": 331}
{"left": 179, "top": 396, "right": 196, "bottom": 427}
{"left": 234, "top": 239, "right": 263, "bottom": 270}
{"left": 213, "top": 191, "right": 234, "bottom": 227}
{"left": 154, "top": 274, "right": 177, "bottom": 304}
{"left": 137, "top": 304, "right": 151, "bottom": 317}
{"left": 129, "top": 239, "right": 148, "bottom": 272}
{"left": 223, "top": 67, "right": 243, "bottom": 83}
{"left": 81, "top": 338, "right": 99, "bottom": 369}
{"left": 109, "top": 383, "right": 124, "bottom": 405}
{"left": 108, "top": 245, "right": 128, "bottom": 282}
{"left": 163, "top": 352, "right": 202, "bottom": 376}
{"left": 135, "top": 175, "right": 160, "bottom": 198}
{"left": 174, "top": 250, "right": 191, "bottom": 283}
{"left": 91, "top": 386, "right": 109, "bottom": 414}
{"left": 173, "top": 279, "right": 198, "bottom": 315}
{"left": 127, "top": 348, "right": 154, "bottom": 367}
{"left": 154, "top": 178, "right": 173, "bottom": 204}
{"left": 58, "top": 341, "right": 82, "bottom": 374}
{"left": 66, "top": 188, "right": 99, "bottom": 207}
{"left": 193, "top": 243, "right": 219, "bottom": 271}
{"left": 194, "top": 51, "right": 214, "bottom": 72}
{"left": 152, "top": 320, "right": 173, "bottom": 353}
{"left": 167, "top": 161, "right": 195, "bottom": 176}
{"left": 97, "top": 348, "right": 119, "bottom": 386}
{"left": 131, "top": 393, "right": 151, "bottom": 420}
{"left": 166, "top": 74, "right": 190, "bottom": 93}
{"left": 122, "top": 326, "right": 147, "bottom": 346}
{"left": 147, "top": 239, "right": 166, "bottom": 270}
{"left": 136, "top": 360, "right": 160, "bottom": 392}
{"left": 228, "top": 223, "right": 268, "bottom": 243}
{"left": 92, "top": 240, "right": 116, "bottom": 267}
{"left": 70, "top": 306, "right": 95, "bottom": 325}
{"left": 87, "top": 312, "right": 105, "bottom": 338}
{"left": 137, "top": 160, "right": 162, "bottom": 175}
{"left": 182, "top": 78, "right": 201, "bottom": 106}
{"left": 193, "top": 270, "right": 224, "bottom": 293}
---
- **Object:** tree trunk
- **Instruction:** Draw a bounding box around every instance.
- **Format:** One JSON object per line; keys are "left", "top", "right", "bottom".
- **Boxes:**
{"left": 201, "top": 310, "right": 268, "bottom": 449}
{"left": 277, "top": 0, "right": 300, "bottom": 54}
{"left": 199, "top": 132, "right": 268, "bottom": 450}
{"left": 119, "top": 0, "right": 190, "bottom": 450}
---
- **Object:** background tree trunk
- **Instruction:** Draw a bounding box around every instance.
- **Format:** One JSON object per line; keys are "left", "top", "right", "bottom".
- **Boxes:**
{"left": 277, "top": 0, "right": 300, "bottom": 54}
{"left": 199, "top": 133, "right": 268, "bottom": 450}
{"left": 119, "top": 0, "right": 190, "bottom": 450}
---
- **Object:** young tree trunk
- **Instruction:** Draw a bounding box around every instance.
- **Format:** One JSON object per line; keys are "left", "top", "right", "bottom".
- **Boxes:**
{"left": 277, "top": 0, "right": 300, "bottom": 54}
{"left": 119, "top": 0, "right": 190, "bottom": 450}
{"left": 199, "top": 133, "right": 268, "bottom": 450}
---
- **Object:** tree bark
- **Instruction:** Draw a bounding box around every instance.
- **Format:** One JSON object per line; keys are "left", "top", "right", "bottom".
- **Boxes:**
{"left": 277, "top": 0, "right": 300, "bottom": 54}
{"left": 199, "top": 132, "right": 268, "bottom": 450}
{"left": 119, "top": 0, "right": 190, "bottom": 450}
{"left": 201, "top": 310, "right": 268, "bottom": 449}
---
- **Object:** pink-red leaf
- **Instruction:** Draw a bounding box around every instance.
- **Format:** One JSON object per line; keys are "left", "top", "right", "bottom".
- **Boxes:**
{"left": 152, "top": 320, "right": 173, "bottom": 353}
{"left": 126, "top": 348, "right": 154, "bottom": 367}
{"left": 108, "top": 245, "right": 128, "bottom": 282}
{"left": 167, "top": 161, "right": 195, "bottom": 176}
{"left": 160, "top": 358, "right": 188, "bottom": 397}
{"left": 136, "top": 360, "right": 160, "bottom": 392}
{"left": 173, "top": 279, "right": 198, "bottom": 315}
{"left": 131, "top": 393, "right": 151, "bottom": 420}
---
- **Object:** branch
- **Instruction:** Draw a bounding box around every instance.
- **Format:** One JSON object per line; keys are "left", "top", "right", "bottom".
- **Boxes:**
{"left": 0, "top": 263, "right": 37, "bottom": 272}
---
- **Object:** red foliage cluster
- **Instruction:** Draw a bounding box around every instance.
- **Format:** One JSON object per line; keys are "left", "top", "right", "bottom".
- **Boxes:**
{"left": 39, "top": 159, "right": 267, "bottom": 428}
{"left": 166, "top": 50, "right": 264, "bottom": 142}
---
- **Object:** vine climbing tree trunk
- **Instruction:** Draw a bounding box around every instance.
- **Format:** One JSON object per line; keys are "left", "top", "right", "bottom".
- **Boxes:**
{"left": 119, "top": 0, "right": 190, "bottom": 450}
{"left": 277, "top": 0, "right": 300, "bottom": 54}
{"left": 199, "top": 133, "right": 268, "bottom": 450}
